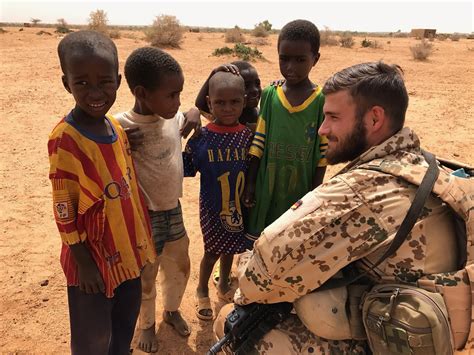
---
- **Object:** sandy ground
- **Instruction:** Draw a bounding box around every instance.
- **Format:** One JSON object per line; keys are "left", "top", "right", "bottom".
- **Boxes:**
{"left": 0, "top": 27, "right": 473, "bottom": 354}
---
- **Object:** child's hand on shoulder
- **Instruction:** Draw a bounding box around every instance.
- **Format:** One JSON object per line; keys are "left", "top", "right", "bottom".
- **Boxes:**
{"left": 181, "top": 107, "right": 202, "bottom": 139}
{"left": 124, "top": 126, "right": 144, "bottom": 151}
{"left": 212, "top": 64, "right": 240, "bottom": 76}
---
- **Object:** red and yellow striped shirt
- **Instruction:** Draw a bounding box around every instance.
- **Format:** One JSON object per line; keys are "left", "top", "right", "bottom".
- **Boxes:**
{"left": 48, "top": 112, "right": 155, "bottom": 297}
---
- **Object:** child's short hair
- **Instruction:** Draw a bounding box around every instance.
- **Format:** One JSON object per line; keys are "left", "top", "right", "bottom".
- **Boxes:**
{"left": 124, "top": 47, "right": 182, "bottom": 92}
{"left": 57, "top": 30, "right": 118, "bottom": 74}
{"left": 209, "top": 71, "right": 245, "bottom": 95}
{"left": 277, "top": 19, "right": 320, "bottom": 56}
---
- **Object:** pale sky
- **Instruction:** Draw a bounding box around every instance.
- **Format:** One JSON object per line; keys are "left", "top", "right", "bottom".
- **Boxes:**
{"left": 1, "top": 0, "right": 473, "bottom": 33}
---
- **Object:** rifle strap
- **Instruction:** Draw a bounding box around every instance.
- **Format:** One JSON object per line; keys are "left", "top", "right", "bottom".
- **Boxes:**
{"left": 317, "top": 150, "right": 439, "bottom": 291}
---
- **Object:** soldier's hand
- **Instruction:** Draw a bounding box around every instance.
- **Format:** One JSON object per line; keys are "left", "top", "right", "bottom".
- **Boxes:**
{"left": 242, "top": 184, "right": 256, "bottom": 208}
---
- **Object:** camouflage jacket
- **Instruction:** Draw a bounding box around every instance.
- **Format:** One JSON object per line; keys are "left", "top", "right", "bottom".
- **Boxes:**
{"left": 235, "top": 127, "right": 459, "bottom": 305}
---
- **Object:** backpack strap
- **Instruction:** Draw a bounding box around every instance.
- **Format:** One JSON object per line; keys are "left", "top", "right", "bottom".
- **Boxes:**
{"left": 318, "top": 151, "right": 440, "bottom": 291}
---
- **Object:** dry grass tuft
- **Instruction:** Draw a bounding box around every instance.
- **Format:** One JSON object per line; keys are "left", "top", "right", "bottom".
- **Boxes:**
{"left": 225, "top": 26, "right": 245, "bottom": 43}
{"left": 410, "top": 39, "right": 433, "bottom": 60}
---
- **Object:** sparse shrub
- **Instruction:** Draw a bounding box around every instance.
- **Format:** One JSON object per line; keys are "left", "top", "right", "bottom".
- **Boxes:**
{"left": 362, "top": 38, "right": 382, "bottom": 49}
{"left": 109, "top": 29, "right": 121, "bottom": 39}
{"left": 55, "top": 18, "right": 72, "bottom": 34}
{"left": 36, "top": 30, "right": 52, "bottom": 36}
{"left": 252, "top": 38, "right": 269, "bottom": 46}
{"left": 213, "top": 46, "right": 234, "bottom": 56}
{"left": 234, "top": 43, "right": 263, "bottom": 61}
{"left": 410, "top": 39, "right": 433, "bottom": 60}
{"left": 145, "top": 15, "right": 185, "bottom": 48}
{"left": 189, "top": 27, "right": 200, "bottom": 33}
{"left": 212, "top": 43, "right": 264, "bottom": 61}
{"left": 361, "top": 38, "right": 371, "bottom": 47}
{"left": 0, "top": 28, "right": 7, "bottom": 34}
{"left": 197, "top": 35, "right": 203, "bottom": 41}
{"left": 88, "top": 9, "right": 108, "bottom": 34}
{"left": 320, "top": 26, "right": 338, "bottom": 46}
{"left": 225, "top": 26, "right": 245, "bottom": 43}
{"left": 19, "top": 28, "right": 24, "bottom": 32}
{"left": 437, "top": 34, "right": 448, "bottom": 41}
{"left": 450, "top": 33, "right": 461, "bottom": 42}
{"left": 339, "top": 32, "right": 354, "bottom": 48}
{"left": 251, "top": 24, "right": 269, "bottom": 38}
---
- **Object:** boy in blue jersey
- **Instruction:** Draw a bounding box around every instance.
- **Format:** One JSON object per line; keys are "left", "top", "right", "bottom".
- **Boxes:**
{"left": 183, "top": 71, "right": 253, "bottom": 321}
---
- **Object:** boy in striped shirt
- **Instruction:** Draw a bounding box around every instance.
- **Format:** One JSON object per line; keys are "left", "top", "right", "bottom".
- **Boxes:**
{"left": 48, "top": 31, "right": 155, "bottom": 355}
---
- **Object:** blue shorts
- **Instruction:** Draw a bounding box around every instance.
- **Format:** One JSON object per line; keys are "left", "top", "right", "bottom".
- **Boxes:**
{"left": 148, "top": 202, "right": 187, "bottom": 256}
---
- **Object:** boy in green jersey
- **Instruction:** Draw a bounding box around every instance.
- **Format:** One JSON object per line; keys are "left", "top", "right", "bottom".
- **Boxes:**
{"left": 243, "top": 19, "right": 328, "bottom": 240}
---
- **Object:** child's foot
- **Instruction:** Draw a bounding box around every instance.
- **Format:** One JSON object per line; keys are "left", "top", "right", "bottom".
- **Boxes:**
{"left": 216, "top": 283, "right": 235, "bottom": 303}
{"left": 163, "top": 310, "right": 191, "bottom": 337}
{"left": 195, "top": 289, "right": 213, "bottom": 320}
{"left": 137, "top": 325, "right": 158, "bottom": 353}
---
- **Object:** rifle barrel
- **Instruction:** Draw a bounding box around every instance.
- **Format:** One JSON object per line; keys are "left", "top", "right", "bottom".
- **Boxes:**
{"left": 207, "top": 332, "right": 232, "bottom": 355}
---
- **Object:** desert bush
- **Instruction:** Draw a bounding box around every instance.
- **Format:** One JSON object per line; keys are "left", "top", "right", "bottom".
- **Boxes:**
{"left": 36, "top": 30, "right": 52, "bottom": 36}
{"left": 259, "top": 20, "right": 272, "bottom": 32}
{"left": 197, "top": 35, "right": 203, "bottom": 41}
{"left": 361, "top": 38, "right": 382, "bottom": 48}
{"left": 212, "top": 43, "right": 263, "bottom": 61}
{"left": 55, "top": 18, "right": 72, "bottom": 34}
{"left": 320, "top": 26, "right": 338, "bottom": 46}
{"left": 225, "top": 26, "right": 245, "bottom": 43}
{"left": 109, "top": 29, "right": 120, "bottom": 39}
{"left": 450, "top": 33, "right": 461, "bottom": 41}
{"left": 339, "top": 32, "right": 354, "bottom": 48}
{"left": 0, "top": 28, "right": 7, "bottom": 34}
{"left": 251, "top": 24, "right": 269, "bottom": 38}
{"left": 410, "top": 39, "right": 433, "bottom": 60}
{"left": 145, "top": 15, "right": 184, "bottom": 48}
{"left": 252, "top": 38, "right": 269, "bottom": 46}
{"left": 88, "top": 9, "right": 108, "bottom": 34}
{"left": 437, "top": 33, "right": 448, "bottom": 41}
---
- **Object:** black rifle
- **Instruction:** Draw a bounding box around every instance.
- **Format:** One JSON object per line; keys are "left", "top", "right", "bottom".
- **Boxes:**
{"left": 207, "top": 302, "right": 293, "bottom": 355}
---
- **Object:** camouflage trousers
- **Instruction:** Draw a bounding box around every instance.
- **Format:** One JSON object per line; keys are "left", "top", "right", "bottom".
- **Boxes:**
{"left": 214, "top": 303, "right": 369, "bottom": 354}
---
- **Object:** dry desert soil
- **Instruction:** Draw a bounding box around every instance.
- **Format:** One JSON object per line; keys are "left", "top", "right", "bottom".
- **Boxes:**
{"left": 0, "top": 27, "right": 473, "bottom": 354}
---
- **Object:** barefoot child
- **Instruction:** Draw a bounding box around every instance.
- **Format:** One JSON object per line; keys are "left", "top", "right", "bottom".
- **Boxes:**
{"left": 183, "top": 71, "right": 254, "bottom": 320}
{"left": 115, "top": 47, "right": 201, "bottom": 353}
{"left": 243, "top": 19, "right": 328, "bottom": 241}
{"left": 48, "top": 31, "right": 155, "bottom": 355}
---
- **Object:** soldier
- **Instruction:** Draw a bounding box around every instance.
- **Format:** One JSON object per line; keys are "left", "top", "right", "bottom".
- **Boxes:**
{"left": 214, "top": 61, "right": 459, "bottom": 354}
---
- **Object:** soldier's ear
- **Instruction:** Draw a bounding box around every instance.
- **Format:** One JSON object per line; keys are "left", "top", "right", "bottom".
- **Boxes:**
{"left": 368, "top": 105, "right": 386, "bottom": 133}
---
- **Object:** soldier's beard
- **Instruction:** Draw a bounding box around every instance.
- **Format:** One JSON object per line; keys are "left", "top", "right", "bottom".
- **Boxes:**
{"left": 326, "top": 117, "right": 368, "bottom": 165}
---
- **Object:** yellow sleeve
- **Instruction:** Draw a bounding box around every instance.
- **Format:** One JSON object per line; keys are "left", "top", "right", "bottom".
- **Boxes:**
{"left": 248, "top": 116, "right": 266, "bottom": 159}
{"left": 318, "top": 135, "right": 328, "bottom": 167}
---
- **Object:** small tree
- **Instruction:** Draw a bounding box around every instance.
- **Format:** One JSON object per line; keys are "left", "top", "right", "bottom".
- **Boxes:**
{"left": 55, "top": 18, "right": 72, "bottom": 34}
{"left": 30, "top": 18, "right": 41, "bottom": 26}
{"left": 145, "top": 15, "right": 184, "bottom": 48}
{"left": 320, "top": 26, "right": 338, "bottom": 46}
{"left": 259, "top": 20, "right": 272, "bottom": 32}
{"left": 88, "top": 9, "right": 108, "bottom": 34}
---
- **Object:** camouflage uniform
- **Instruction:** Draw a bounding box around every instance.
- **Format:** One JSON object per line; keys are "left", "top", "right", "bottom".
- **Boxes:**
{"left": 215, "top": 127, "right": 459, "bottom": 354}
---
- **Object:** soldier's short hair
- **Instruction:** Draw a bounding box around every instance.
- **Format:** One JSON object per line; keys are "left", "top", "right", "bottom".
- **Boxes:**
{"left": 323, "top": 61, "right": 409, "bottom": 133}
{"left": 278, "top": 19, "right": 320, "bottom": 56}
{"left": 57, "top": 30, "right": 118, "bottom": 74}
{"left": 124, "top": 46, "right": 182, "bottom": 91}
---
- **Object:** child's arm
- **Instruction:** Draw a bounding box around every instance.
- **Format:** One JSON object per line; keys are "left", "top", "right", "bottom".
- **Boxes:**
{"left": 195, "top": 64, "right": 240, "bottom": 114}
{"left": 312, "top": 166, "right": 327, "bottom": 189}
{"left": 69, "top": 243, "right": 105, "bottom": 294}
{"left": 180, "top": 107, "right": 202, "bottom": 139}
{"left": 242, "top": 155, "right": 260, "bottom": 207}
